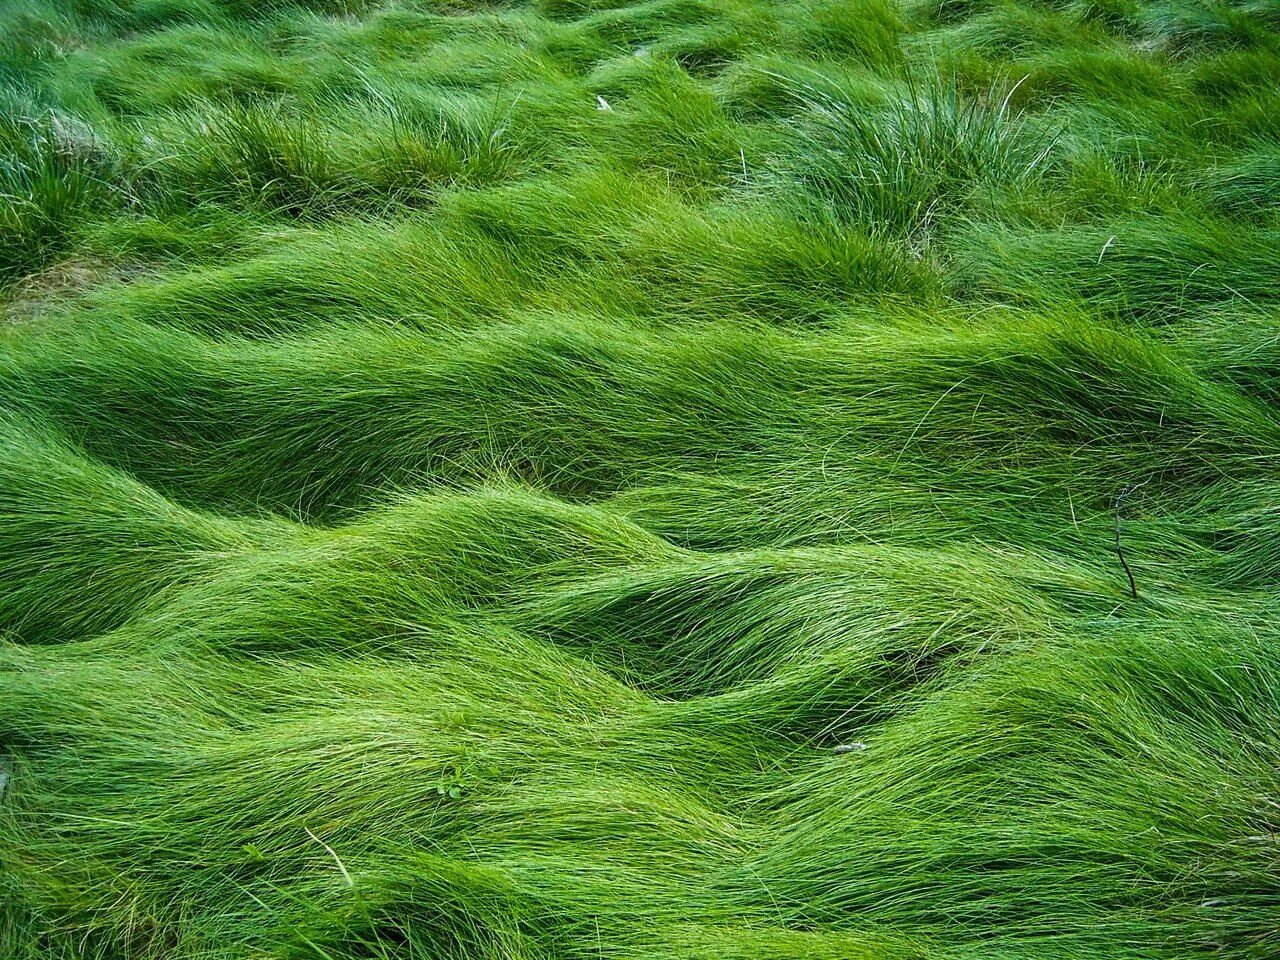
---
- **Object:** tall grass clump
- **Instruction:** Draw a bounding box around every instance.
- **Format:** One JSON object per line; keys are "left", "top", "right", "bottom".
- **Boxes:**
{"left": 0, "top": 113, "right": 120, "bottom": 285}
{"left": 142, "top": 98, "right": 523, "bottom": 217}
{"left": 3, "top": 0, "right": 1280, "bottom": 958}
{"left": 774, "top": 74, "right": 1056, "bottom": 239}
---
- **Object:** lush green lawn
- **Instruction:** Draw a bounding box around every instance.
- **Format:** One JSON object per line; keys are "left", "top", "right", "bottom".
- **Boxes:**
{"left": 1, "top": 0, "right": 1278, "bottom": 956}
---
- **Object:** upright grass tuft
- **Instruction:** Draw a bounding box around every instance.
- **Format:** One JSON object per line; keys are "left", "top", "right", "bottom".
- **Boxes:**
{"left": 774, "top": 73, "right": 1057, "bottom": 240}
{"left": 142, "top": 97, "right": 525, "bottom": 218}
{"left": 0, "top": 113, "right": 120, "bottom": 286}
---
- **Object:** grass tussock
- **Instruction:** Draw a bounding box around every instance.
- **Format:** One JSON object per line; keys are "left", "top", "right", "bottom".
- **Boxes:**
{"left": 775, "top": 74, "right": 1056, "bottom": 239}
{"left": 0, "top": 113, "right": 122, "bottom": 284}
{"left": 2, "top": 0, "right": 1280, "bottom": 958}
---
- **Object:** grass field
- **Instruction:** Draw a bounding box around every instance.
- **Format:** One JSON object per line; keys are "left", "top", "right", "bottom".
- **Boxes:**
{"left": 2, "top": 0, "right": 1279, "bottom": 956}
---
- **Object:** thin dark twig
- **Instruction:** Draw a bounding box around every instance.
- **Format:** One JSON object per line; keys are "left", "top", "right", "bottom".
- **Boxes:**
{"left": 1114, "top": 481, "right": 1147, "bottom": 599}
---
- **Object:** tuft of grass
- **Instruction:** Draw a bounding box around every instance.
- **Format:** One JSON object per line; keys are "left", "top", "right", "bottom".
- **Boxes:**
{"left": 140, "top": 98, "right": 523, "bottom": 217}
{"left": 0, "top": 113, "right": 120, "bottom": 286}
{"left": 774, "top": 74, "right": 1056, "bottom": 240}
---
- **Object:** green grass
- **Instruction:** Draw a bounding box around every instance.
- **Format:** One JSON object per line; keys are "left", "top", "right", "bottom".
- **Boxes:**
{"left": 1, "top": 0, "right": 1279, "bottom": 957}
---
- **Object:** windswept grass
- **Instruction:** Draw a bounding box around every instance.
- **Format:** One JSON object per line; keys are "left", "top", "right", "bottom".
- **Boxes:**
{"left": 2, "top": 0, "right": 1279, "bottom": 958}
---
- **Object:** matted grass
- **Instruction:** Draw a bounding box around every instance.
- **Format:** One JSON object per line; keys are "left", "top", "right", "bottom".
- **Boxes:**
{"left": 1, "top": 0, "right": 1278, "bottom": 957}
